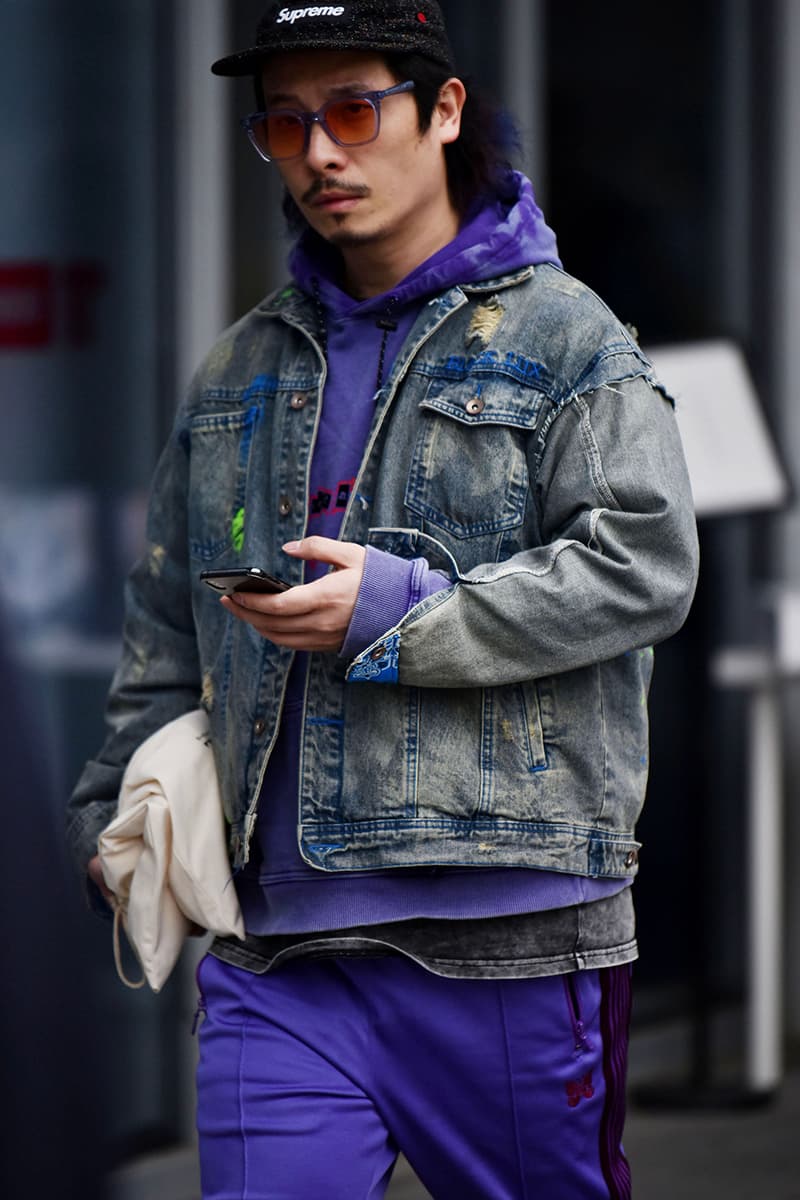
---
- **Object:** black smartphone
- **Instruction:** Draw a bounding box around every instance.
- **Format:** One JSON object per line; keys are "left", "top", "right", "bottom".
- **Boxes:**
{"left": 199, "top": 567, "right": 291, "bottom": 595}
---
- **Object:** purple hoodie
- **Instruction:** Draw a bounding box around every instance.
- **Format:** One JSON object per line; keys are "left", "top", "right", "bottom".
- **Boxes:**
{"left": 237, "top": 173, "right": 628, "bottom": 934}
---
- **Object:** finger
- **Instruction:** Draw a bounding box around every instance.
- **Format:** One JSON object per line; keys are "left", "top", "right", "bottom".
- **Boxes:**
{"left": 221, "top": 597, "right": 353, "bottom": 650}
{"left": 222, "top": 586, "right": 318, "bottom": 618}
{"left": 224, "top": 565, "right": 362, "bottom": 617}
{"left": 219, "top": 602, "right": 344, "bottom": 649}
{"left": 282, "top": 537, "right": 364, "bottom": 570}
{"left": 224, "top": 602, "right": 343, "bottom": 637}
{"left": 254, "top": 628, "right": 343, "bottom": 650}
{"left": 220, "top": 599, "right": 329, "bottom": 642}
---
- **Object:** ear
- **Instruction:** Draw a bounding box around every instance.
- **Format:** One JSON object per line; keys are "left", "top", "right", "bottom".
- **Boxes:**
{"left": 434, "top": 77, "right": 467, "bottom": 146}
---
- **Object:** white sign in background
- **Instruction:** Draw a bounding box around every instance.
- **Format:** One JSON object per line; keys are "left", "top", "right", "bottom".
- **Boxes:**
{"left": 645, "top": 339, "right": 790, "bottom": 519}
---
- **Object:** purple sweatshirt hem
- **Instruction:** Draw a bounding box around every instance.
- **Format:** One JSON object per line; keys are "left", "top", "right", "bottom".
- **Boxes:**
{"left": 238, "top": 868, "right": 631, "bottom": 936}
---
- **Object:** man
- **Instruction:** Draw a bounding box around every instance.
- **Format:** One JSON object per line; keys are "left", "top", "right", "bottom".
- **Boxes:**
{"left": 69, "top": 3, "right": 699, "bottom": 1196}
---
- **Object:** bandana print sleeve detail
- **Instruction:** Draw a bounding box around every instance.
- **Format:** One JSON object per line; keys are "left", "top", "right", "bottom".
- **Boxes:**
{"left": 347, "top": 630, "right": 401, "bottom": 683}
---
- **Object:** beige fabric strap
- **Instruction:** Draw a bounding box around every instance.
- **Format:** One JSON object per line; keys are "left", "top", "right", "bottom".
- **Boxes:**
{"left": 112, "top": 904, "right": 146, "bottom": 990}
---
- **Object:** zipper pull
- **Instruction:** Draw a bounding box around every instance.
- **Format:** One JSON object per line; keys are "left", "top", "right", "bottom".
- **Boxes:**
{"left": 564, "top": 975, "right": 591, "bottom": 1053}
{"left": 191, "top": 997, "right": 207, "bottom": 1036}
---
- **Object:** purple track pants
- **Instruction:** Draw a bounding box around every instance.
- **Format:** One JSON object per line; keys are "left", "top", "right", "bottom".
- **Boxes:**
{"left": 195, "top": 954, "right": 633, "bottom": 1199}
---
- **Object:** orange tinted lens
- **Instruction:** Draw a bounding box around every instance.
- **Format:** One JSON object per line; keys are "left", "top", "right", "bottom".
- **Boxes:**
{"left": 264, "top": 112, "right": 305, "bottom": 158}
{"left": 325, "top": 98, "right": 377, "bottom": 145}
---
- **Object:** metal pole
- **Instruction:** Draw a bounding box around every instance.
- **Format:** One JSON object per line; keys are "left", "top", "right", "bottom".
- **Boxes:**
{"left": 500, "top": 0, "right": 546, "bottom": 199}
{"left": 174, "top": 0, "right": 232, "bottom": 396}
{"left": 746, "top": 682, "right": 784, "bottom": 1092}
{"left": 773, "top": 7, "right": 800, "bottom": 577}
{"left": 772, "top": 0, "right": 800, "bottom": 1062}
{"left": 173, "top": 0, "right": 232, "bottom": 1145}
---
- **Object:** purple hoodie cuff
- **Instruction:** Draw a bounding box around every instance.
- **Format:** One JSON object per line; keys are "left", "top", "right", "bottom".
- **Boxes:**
{"left": 340, "top": 546, "right": 452, "bottom": 660}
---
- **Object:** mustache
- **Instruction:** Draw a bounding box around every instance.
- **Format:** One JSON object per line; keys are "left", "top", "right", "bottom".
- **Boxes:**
{"left": 302, "top": 177, "right": 370, "bottom": 204}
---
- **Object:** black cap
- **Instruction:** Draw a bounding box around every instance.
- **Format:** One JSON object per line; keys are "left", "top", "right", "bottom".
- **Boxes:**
{"left": 211, "top": 1, "right": 454, "bottom": 77}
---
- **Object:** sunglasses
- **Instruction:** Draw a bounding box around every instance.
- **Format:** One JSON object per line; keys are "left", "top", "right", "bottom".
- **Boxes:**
{"left": 240, "top": 80, "right": 415, "bottom": 162}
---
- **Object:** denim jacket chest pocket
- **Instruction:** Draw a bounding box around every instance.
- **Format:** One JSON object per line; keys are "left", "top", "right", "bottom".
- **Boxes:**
{"left": 404, "top": 372, "right": 546, "bottom": 542}
{"left": 186, "top": 404, "right": 261, "bottom": 564}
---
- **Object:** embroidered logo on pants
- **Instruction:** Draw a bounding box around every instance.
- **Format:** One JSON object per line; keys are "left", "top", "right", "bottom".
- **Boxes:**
{"left": 565, "top": 1072, "right": 595, "bottom": 1107}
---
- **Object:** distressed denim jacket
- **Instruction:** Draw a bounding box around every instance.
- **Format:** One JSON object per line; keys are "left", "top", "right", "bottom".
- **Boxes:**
{"left": 68, "top": 263, "right": 699, "bottom": 884}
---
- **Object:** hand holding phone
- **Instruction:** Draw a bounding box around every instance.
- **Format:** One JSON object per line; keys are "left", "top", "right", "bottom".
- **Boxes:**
{"left": 204, "top": 537, "right": 365, "bottom": 652}
{"left": 199, "top": 567, "right": 291, "bottom": 595}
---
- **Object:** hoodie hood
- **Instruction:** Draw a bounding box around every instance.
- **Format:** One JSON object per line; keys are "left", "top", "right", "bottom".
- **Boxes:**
{"left": 289, "top": 170, "right": 561, "bottom": 320}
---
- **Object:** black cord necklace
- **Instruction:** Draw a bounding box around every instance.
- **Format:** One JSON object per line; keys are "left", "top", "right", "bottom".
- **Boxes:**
{"left": 312, "top": 279, "right": 399, "bottom": 394}
{"left": 375, "top": 297, "right": 399, "bottom": 392}
{"left": 311, "top": 279, "right": 328, "bottom": 365}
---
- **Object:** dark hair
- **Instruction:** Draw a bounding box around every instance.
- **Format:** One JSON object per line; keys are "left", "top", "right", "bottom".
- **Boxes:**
{"left": 383, "top": 53, "right": 519, "bottom": 216}
{"left": 253, "top": 53, "right": 519, "bottom": 234}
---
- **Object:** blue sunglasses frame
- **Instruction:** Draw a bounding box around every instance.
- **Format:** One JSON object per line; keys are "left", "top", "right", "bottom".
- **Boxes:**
{"left": 240, "top": 80, "right": 416, "bottom": 162}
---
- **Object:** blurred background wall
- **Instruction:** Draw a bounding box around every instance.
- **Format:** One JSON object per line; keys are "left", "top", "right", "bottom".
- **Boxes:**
{"left": 2, "top": 0, "right": 799, "bottom": 1192}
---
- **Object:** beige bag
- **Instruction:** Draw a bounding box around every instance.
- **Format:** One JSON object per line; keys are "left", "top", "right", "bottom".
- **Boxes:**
{"left": 97, "top": 709, "right": 245, "bottom": 993}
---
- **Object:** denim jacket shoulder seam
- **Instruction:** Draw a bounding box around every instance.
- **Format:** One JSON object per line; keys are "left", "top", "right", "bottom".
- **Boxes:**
{"left": 534, "top": 366, "right": 661, "bottom": 473}
{"left": 574, "top": 394, "right": 622, "bottom": 510}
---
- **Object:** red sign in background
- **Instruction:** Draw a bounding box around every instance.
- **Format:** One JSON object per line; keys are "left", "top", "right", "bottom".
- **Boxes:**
{"left": 0, "top": 263, "right": 54, "bottom": 348}
{"left": 0, "top": 260, "right": 107, "bottom": 349}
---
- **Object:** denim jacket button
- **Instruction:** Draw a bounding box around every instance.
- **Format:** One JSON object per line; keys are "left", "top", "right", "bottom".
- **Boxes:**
{"left": 370, "top": 643, "right": 386, "bottom": 660}
{"left": 278, "top": 496, "right": 292, "bottom": 517}
{"left": 254, "top": 718, "right": 266, "bottom": 736}
{"left": 289, "top": 392, "right": 308, "bottom": 410}
{"left": 465, "top": 396, "right": 485, "bottom": 415}
{"left": 625, "top": 850, "right": 639, "bottom": 868}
